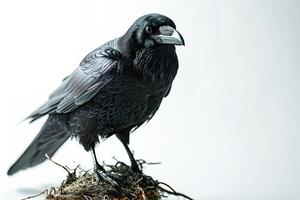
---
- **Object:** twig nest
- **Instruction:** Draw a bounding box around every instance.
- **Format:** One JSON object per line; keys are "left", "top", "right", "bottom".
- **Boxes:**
{"left": 23, "top": 159, "right": 193, "bottom": 200}
{"left": 46, "top": 161, "right": 162, "bottom": 200}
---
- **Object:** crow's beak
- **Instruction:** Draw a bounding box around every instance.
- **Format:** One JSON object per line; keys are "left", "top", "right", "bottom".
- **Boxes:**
{"left": 153, "top": 25, "right": 185, "bottom": 46}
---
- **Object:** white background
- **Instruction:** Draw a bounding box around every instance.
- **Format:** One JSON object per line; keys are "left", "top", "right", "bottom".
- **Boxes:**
{"left": 0, "top": 0, "right": 299, "bottom": 199}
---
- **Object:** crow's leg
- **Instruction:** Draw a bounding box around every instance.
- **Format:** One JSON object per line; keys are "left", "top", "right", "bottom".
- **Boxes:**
{"left": 116, "top": 131, "right": 141, "bottom": 173}
{"left": 91, "top": 147, "right": 118, "bottom": 186}
{"left": 122, "top": 142, "right": 141, "bottom": 173}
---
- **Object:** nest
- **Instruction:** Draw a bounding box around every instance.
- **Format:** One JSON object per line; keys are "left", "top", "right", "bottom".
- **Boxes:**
{"left": 22, "top": 157, "right": 193, "bottom": 200}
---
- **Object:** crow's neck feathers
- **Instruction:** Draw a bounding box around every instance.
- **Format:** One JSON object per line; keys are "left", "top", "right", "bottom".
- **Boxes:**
{"left": 133, "top": 45, "right": 178, "bottom": 87}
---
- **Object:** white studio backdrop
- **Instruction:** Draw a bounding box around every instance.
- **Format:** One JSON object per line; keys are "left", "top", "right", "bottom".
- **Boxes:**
{"left": 0, "top": 0, "right": 299, "bottom": 199}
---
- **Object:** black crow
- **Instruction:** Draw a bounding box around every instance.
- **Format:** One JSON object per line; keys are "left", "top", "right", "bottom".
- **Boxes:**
{"left": 8, "top": 13, "right": 184, "bottom": 185}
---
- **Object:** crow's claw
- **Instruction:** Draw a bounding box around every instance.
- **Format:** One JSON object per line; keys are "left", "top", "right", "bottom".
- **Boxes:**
{"left": 94, "top": 168, "right": 119, "bottom": 187}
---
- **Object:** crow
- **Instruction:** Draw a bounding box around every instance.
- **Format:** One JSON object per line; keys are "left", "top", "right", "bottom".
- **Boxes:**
{"left": 7, "top": 13, "right": 184, "bottom": 185}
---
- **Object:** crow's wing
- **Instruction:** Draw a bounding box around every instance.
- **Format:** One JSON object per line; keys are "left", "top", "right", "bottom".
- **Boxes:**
{"left": 28, "top": 40, "right": 121, "bottom": 121}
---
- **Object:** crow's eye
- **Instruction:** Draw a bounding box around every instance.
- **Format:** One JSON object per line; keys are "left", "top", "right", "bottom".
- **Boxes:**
{"left": 145, "top": 26, "right": 153, "bottom": 34}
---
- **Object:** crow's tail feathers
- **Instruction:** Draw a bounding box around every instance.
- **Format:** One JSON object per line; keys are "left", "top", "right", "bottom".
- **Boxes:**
{"left": 7, "top": 115, "right": 70, "bottom": 175}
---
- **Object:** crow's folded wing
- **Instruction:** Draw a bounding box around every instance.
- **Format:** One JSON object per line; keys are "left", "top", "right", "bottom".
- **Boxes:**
{"left": 28, "top": 45, "right": 121, "bottom": 121}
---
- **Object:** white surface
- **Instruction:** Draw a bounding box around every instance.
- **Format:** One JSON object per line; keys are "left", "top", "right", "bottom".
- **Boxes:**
{"left": 0, "top": 0, "right": 299, "bottom": 199}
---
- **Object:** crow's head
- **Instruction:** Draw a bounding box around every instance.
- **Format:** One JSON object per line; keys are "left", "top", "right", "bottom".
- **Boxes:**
{"left": 119, "top": 13, "right": 184, "bottom": 57}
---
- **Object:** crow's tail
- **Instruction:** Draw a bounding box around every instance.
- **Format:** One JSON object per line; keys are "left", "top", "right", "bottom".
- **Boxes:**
{"left": 7, "top": 115, "right": 70, "bottom": 175}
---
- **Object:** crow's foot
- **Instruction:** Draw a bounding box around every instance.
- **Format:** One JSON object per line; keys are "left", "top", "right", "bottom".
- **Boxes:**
{"left": 93, "top": 164, "right": 119, "bottom": 187}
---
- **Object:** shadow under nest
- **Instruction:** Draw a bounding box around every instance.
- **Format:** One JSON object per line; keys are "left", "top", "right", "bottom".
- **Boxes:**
{"left": 27, "top": 156, "right": 193, "bottom": 200}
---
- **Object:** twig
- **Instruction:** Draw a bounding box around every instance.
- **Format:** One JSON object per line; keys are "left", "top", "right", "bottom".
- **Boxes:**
{"left": 133, "top": 177, "right": 144, "bottom": 187}
{"left": 102, "top": 195, "right": 110, "bottom": 200}
{"left": 45, "top": 154, "right": 71, "bottom": 174}
{"left": 20, "top": 189, "right": 48, "bottom": 200}
{"left": 158, "top": 182, "right": 194, "bottom": 200}
{"left": 137, "top": 159, "right": 161, "bottom": 165}
{"left": 46, "top": 154, "right": 78, "bottom": 185}
{"left": 83, "top": 195, "right": 93, "bottom": 200}
{"left": 138, "top": 186, "right": 148, "bottom": 200}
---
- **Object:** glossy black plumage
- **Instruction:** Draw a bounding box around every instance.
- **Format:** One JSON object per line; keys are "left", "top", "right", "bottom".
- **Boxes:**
{"left": 8, "top": 13, "right": 184, "bottom": 176}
